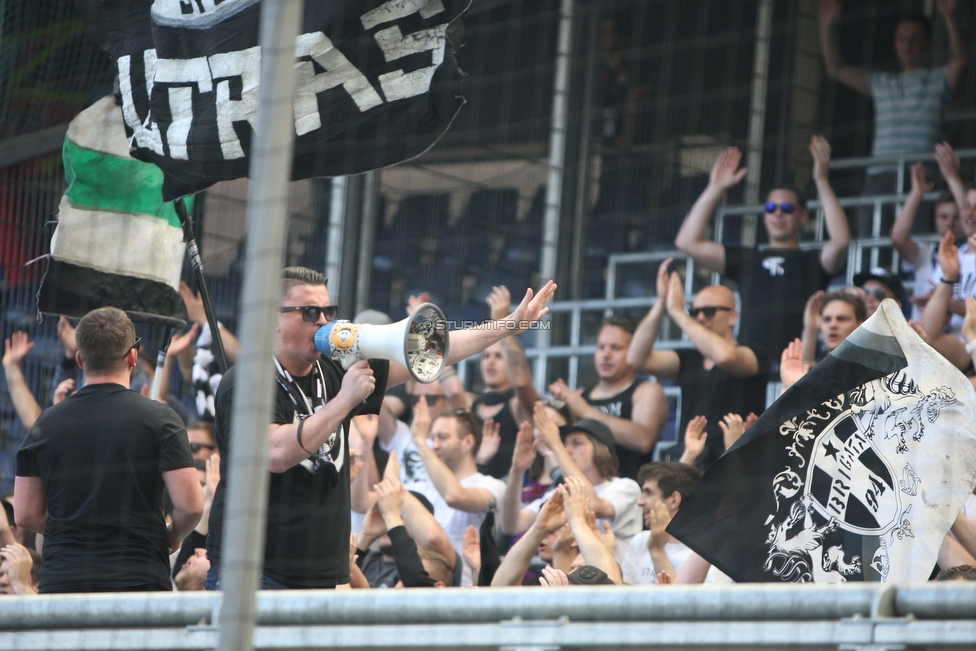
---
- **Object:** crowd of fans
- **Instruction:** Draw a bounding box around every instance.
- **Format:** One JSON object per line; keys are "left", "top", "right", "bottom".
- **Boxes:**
{"left": 3, "top": 2, "right": 976, "bottom": 595}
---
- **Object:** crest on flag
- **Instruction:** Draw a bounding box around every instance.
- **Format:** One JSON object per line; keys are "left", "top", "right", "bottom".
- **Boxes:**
{"left": 668, "top": 300, "right": 976, "bottom": 584}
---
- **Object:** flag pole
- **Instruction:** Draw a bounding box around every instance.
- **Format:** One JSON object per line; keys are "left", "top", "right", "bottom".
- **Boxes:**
{"left": 174, "top": 196, "right": 229, "bottom": 373}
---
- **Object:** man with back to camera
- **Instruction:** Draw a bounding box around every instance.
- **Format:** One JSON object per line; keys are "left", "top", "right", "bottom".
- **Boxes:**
{"left": 628, "top": 259, "right": 769, "bottom": 468}
{"left": 205, "top": 267, "right": 555, "bottom": 589}
{"left": 675, "top": 136, "right": 850, "bottom": 360}
{"left": 15, "top": 307, "right": 203, "bottom": 593}
{"left": 549, "top": 316, "right": 669, "bottom": 481}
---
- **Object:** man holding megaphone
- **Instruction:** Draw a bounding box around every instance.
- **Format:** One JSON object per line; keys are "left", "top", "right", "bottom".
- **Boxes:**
{"left": 205, "top": 267, "right": 556, "bottom": 591}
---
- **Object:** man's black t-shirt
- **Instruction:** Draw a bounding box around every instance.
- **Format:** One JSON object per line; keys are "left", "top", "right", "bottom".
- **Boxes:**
{"left": 16, "top": 384, "right": 193, "bottom": 593}
{"left": 671, "top": 346, "right": 770, "bottom": 468}
{"left": 581, "top": 380, "right": 650, "bottom": 481}
{"left": 207, "top": 358, "right": 389, "bottom": 588}
{"left": 724, "top": 246, "right": 833, "bottom": 358}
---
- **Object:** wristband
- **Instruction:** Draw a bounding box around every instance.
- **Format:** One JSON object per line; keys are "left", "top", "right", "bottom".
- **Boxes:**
{"left": 966, "top": 340, "right": 976, "bottom": 355}
{"left": 296, "top": 416, "right": 316, "bottom": 455}
{"left": 438, "top": 365, "right": 457, "bottom": 380}
{"left": 941, "top": 277, "right": 959, "bottom": 285}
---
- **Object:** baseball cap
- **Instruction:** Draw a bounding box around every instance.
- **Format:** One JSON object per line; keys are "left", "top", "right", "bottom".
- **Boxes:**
{"left": 853, "top": 268, "right": 906, "bottom": 306}
{"left": 560, "top": 418, "right": 618, "bottom": 461}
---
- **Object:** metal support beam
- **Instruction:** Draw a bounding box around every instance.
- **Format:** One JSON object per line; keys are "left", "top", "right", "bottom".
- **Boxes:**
{"left": 743, "top": 0, "right": 774, "bottom": 245}
{"left": 325, "top": 176, "right": 348, "bottom": 307}
{"left": 355, "top": 171, "right": 380, "bottom": 315}
{"left": 217, "top": 2, "right": 304, "bottom": 651}
{"left": 535, "top": 0, "right": 575, "bottom": 390}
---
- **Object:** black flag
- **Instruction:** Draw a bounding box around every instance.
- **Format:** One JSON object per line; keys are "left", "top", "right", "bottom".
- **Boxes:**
{"left": 75, "top": 0, "right": 469, "bottom": 201}
{"left": 668, "top": 301, "right": 976, "bottom": 583}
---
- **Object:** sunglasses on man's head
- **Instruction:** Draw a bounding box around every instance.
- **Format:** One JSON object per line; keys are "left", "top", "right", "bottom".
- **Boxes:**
{"left": 765, "top": 202, "right": 796, "bottom": 214}
{"left": 190, "top": 442, "right": 217, "bottom": 454}
{"left": 688, "top": 306, "right": 733, "bottom": 319}
{"left": 279, "top": 305, "right": 339, "bottom": 323}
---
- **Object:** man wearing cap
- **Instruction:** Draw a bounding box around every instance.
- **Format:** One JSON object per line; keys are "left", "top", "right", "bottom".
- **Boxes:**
{"left": 853, "top": 268, "right": 906, "bottom": 318}
{"left": 501, "top": 404, "right": 641, "bottom": 564}
{"left": 675, "top": 137, "right": 850, "bottom": 358}
{"left": 628, "top": 259, "right": 770, "bottom": 468}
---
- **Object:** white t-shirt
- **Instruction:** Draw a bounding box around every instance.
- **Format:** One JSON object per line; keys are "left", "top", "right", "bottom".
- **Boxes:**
{"left": 929, "top": 243, "right": 976, "bottom": 337}
{"left": 903, "top": 240, "right": 937, "bottom": 322}
{"left": 622, "top": 531, "right": 733, "bottom": 585}
{"left": 418, "top": 472, "right": 507, "bottom": 587}
{"left": 379, "top": 419, "right": 430, "bottom": 491}
{"left": 525, "top": 476, "right": 642, "bottom": 565}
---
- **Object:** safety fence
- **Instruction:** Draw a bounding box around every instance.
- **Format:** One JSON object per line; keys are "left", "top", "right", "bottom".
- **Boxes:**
{"left": 1, "top": 582, "right": 975, "bottom": 650}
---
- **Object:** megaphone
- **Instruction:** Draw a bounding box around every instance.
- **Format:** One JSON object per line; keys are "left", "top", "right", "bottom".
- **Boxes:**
{"left": 314, "top": 303, "right": 450, "bottom": 382}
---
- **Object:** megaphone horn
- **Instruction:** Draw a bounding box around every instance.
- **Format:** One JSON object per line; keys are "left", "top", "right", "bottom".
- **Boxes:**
{"left": 314, "top": 303, "right": 450, "bottom": 382}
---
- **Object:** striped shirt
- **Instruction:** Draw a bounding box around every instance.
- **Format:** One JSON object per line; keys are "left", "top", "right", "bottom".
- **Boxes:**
{"left": 867, "top": 66, "right": 949, "bottom": 175}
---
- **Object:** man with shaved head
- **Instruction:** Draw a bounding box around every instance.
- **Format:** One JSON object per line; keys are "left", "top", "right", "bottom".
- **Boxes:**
{"left": 628, "top": 259, "right": 770, "bottom": 468}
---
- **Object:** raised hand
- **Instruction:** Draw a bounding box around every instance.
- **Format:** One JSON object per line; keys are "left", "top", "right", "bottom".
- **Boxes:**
{"left": 505, "top": 281, "right": 558, "bottom": 333}
{"left": 810, "top": 135, "right": 832, "bottom": 182}
{"left": 656, "top": 570, "right": 673, "bottom": 585}
{"left": 909, "top": 161, "right": 933, "bottom": 196}
{"left": 374, "top": 476, "right": 406, "bottom": 523}
{"left": 665, "top": 272, "right": 686, "bottom": 317}
{"left": 0, "top": 543, "right": 36, "bottom": 595}
{"left": 57, "top": 316, "right": 77, "bottom": 359}
{"left": 803, "top": 290, "right": 825, "bottom": 332}
{"left": 511, "top": 421, "right": 537, "bottom": 474}
{"left": 463, "top": 524, "right": 481, "bottom": 579}
{"left": 2, "top": 332, "right": 34, "bottom": 369}
{"left": 411, "top": 395, "right": 432, "bottom": 444}
{"left": 486, "top": 285, "right": 512, "bottom": 321}
{"left": 655, "top": 258, "right": 672, "bottom": 303}
{"left": 539, "top": 565, "right": 570, "bottom": 588}
{"left": 167, "top": 323, "right": 200, "bottom": 359}
{"left": 719, "top": 412, "right": 746, "bottom": 450}
{"left": 52, "top": 378, "right": 75, "bottom": 404}
{"left": 179, "top": 281, "right": 207, "bottom": 326}
{"left": 204, "top": 452, "right": 221, "bottom": 509}
{"left": 406, "top": 292, "right": 431, "bottom": 316}
{"left": 349, "top": 533, "right": 360, "bottom": 568}
{"left": 560, "top": 476, "right": 589, "bottom": 525}
{"left": 743, "top": 412, "right": 759, "bottom": 431}
{"left": 680, "top": 415, "right": 708, "bottom": 464}
{"left": 937, "top": 0, "right": 957, "bottom": 19}
{"left": 939, "top": 230, "right": 961, "bottom": 282}
{"left": 819, "top": 0, "right": 841, "bottom": 25}
{"left": 779, "top": 338, "right": 809, "bottom": 391}
{"left": 533, "top": 400, "right": 562, "bottom": 448}
{"left": 353, "top": 413, "right": 380, "bottom": 447}
{"left": 935, "top": 142, "right": 961, "bottom": 184}
{"left": 709, "top": 147, "right": 748, "bottom": 191}
{"left": 477, "top": 418, "right": 502, "bottom": 466}
{"left": 535, "top": 489, "right": 566, "bottom": 534}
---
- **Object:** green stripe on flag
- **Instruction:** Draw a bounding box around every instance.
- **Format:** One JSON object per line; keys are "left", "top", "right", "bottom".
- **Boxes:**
{"left": 62, "top": 137, "right": 191, "bottom": 228}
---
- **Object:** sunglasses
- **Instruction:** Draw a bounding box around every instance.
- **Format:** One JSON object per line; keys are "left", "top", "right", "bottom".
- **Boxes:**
{"left": 122, "top": 337, "right": 142, "bottom": 359}
{"left": 688, "top": 306, "right": 733, "bottom": 319}
{"left": 765, "top": 202, "right": 796, "bottom": 214}
{"left": 190, "top": 442, "right": 217, "bottom": 454}
{"left": 279, "top": 305, "right": 339, "bottom": 323}
{"left": 862, "top": 288, "right": 890, "bottom": 301}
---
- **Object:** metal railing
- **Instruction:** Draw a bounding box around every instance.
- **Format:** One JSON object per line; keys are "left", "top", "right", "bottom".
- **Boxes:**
{"left": 455, "top": 150, "right": 976, "bottom": 427}
{"left": 1, "top": 582, "right": 975, "bottom": 649}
